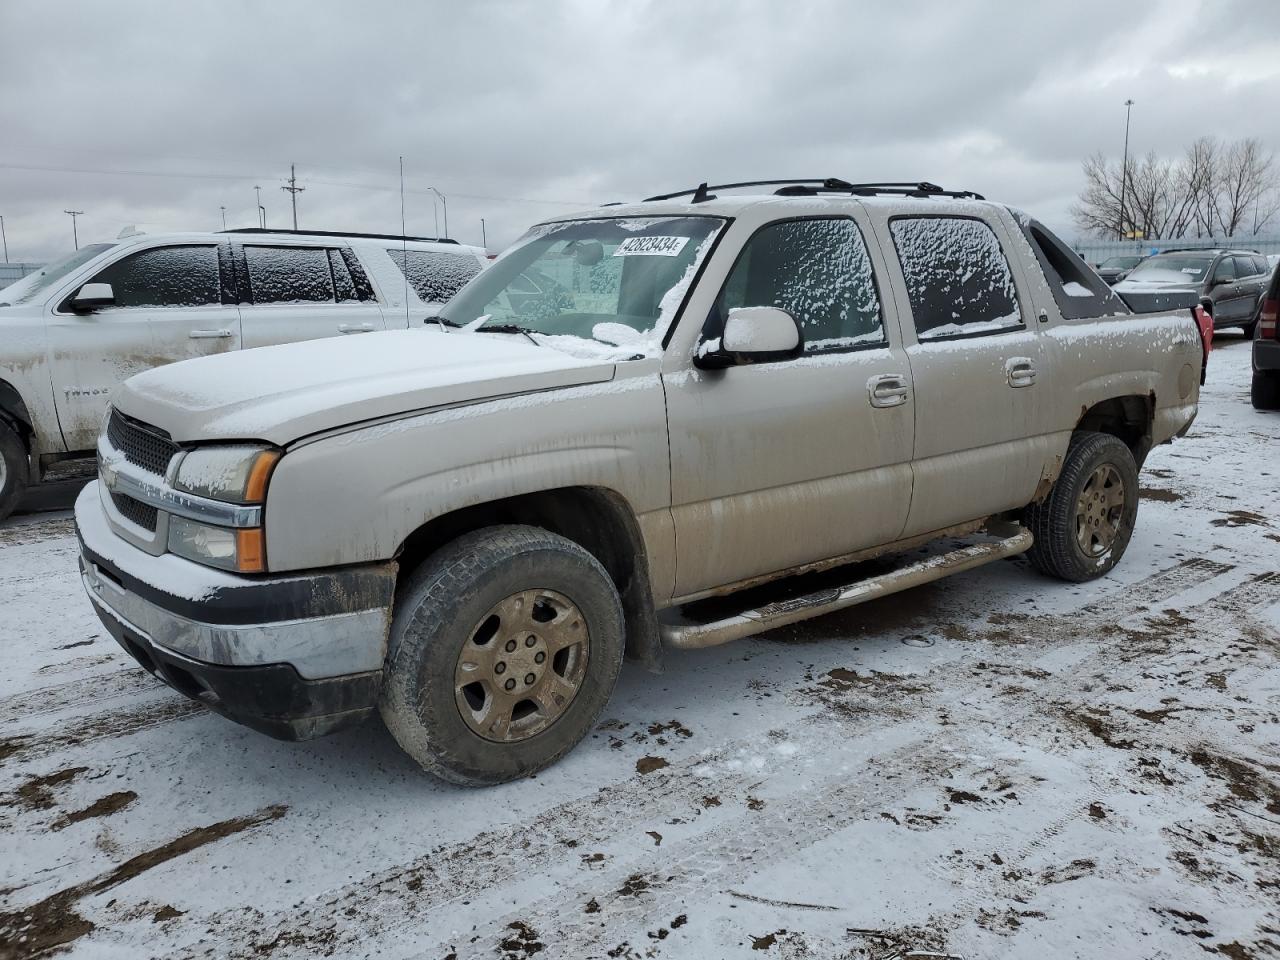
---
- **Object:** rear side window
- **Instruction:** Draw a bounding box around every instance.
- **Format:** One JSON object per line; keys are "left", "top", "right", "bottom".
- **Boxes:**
{"left": 387, "top": 249, "right": 482, "bottom": 303}
{"left": 890, "top": 217, "right": 1021, "bottom": 339}
{"left": 1233, "top": 256, "right": 1259, "bottom": 279}
{"left": 244, "top": 246, "right": 335, "bottom": 304}
{"left": 718, "top": 217, "right": 883, "bottom": 352}
{"left": 89, "top": 245, "right": 220, "bottom": 308}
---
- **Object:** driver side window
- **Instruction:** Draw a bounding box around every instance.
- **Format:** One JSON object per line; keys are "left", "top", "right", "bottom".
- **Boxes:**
{"left": 88, "top": 245, "right": 221, "bottom": 308}
{"left": 1213, "top": 258, "right": 1236, "bottom": 283}
{"left": 719, "top": 217, "right": 884, "bottom": 353}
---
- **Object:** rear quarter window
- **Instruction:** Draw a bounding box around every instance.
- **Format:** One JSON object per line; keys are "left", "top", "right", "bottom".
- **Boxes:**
{"left": 387, "top": 249, "right": 483, "bottom": 303}
{"left": 889, "top": 216, "right": 1022, "bottom": 340}
{"left": 1010, "top": 214, "right": 1129, "bottom": 319}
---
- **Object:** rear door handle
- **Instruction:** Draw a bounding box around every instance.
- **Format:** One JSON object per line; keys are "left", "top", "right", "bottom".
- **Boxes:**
{"left": 1005, "top": 357, "right": 1037, "bottom": 388}
{"left": 188, "top": 328, "right": 234, "bottom": 339}
{"left": 867, "top": 373, "right": 910, "bottom": 408}
{"left": 338, "top": 322, "right": 376, "bottom": 334}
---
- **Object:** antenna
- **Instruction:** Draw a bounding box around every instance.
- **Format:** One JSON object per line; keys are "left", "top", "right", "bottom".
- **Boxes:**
{"left": 399, "top": 156, "right": 411, "bottom": 327}
{"left": 281, "top": 163, "right": 305, "bottom": 230}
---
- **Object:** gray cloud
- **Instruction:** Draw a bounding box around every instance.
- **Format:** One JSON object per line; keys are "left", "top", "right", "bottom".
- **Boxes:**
{"left": 2, "top": 0, "right": 1277, "bottom": 262}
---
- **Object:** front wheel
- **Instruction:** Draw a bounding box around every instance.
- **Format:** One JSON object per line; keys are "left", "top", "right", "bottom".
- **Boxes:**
{"left": 380, "top": 524, "right": 624, "bottom": 785}
{"left": 1022, "top": 432, "right": 1140, "bottom": 583}
{"left": 0, "top": 420, "right": 29, "bottom": 524}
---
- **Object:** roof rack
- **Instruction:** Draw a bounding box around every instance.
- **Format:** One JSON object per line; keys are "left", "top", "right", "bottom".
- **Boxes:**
{"left": 643, "top": 179, "right": 984, "bottom": 203}
{"left": 221, "top": 227, "right": 458, "bottom": 244}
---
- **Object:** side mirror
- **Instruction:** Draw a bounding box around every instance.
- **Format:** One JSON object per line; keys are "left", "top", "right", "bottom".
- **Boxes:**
{"left": 695, "top": 306, "right": 803, "bottom": 369}
{"left": 70, "top": 282, "right": 115, "bottom": 312}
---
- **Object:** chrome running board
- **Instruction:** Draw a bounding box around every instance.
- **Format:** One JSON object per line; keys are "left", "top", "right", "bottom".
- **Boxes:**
{"left": 660, "top": 527, "right": 1034, "bottom": 650}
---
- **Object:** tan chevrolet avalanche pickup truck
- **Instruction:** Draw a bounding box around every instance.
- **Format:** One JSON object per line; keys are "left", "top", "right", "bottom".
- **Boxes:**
{"left": 75, "top": 179, "right": 1208, "bottom": 785}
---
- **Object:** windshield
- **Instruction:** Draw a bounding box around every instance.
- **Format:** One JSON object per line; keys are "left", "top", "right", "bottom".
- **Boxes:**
{"left": 0, "top": 243, "right": 115, "bottom": 306}
{"left": 439, "top": 216, "right": 725, "bottom": 353}
{"left": 1101, "top": 256, "right": 1142, "bottom": 269}
{"left": 1124, "top": 255, "right": 1212, "bottom": 283}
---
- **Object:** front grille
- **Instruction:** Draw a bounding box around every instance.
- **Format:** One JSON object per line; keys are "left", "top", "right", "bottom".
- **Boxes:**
{"left": 110, "top": 489, "right": 158, "bottom": 532}
{"left": 107, "top": 409, "right": 179, "bottom": 476}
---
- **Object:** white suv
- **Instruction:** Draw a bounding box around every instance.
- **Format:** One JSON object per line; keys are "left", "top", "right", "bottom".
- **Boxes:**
{"left": 0, "top": 228, "right": 487, "bottom": 519}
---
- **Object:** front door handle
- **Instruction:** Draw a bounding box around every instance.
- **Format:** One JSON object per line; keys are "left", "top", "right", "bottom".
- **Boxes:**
{"left": 338, "top": 322, "right": 376, "bottom": 334}
{"left": 1005, "top": 357, "right": 1037, "bottom": 388}
{"left": 189, "top": 328, "right": 234, "bottom": 339}
{"left": 867, "top": 373, "right": 910, "bottom": 408}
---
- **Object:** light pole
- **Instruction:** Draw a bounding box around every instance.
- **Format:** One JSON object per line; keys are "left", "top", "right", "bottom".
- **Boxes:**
{"left": 0, "top": 214, "right": 8, "bottom": 263}
{"left": 427, "top": 187, "right": 448, "bottom": 238}
{"left": 254, "top": 186, "right": 266, "bottom": 229}
{"left": 480, "top": 218, "right": 486, "bottom": 248}
{"left": 64, "top": 209, "right": 84, "bottom": 250}
{"left": 1119, "top": 98, "right": 1134, "bottom": 240}
{"left": 220, "top": 205, "right": 227, "bottom": 230}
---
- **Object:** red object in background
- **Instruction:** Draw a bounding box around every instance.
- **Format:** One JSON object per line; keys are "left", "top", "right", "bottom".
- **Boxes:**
{"left": 1193, "top": 302, "right": 1214, "bottom": 384}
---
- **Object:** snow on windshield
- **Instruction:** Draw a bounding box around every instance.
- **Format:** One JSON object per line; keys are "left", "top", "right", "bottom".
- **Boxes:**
{"left": 1125, "top": 257, "right": 1210, "bottom": 283}
{"left": 0, "top": 243, "right": 115, "bottom": 305}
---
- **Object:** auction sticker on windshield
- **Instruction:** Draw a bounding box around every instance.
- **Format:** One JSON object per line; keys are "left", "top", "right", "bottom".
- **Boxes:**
{"left": 612, "top": 236, "right": 689, "bottom": 257}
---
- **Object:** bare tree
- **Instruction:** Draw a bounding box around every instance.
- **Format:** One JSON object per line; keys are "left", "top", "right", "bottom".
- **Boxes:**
{"left": 1073, "top": 136, "right": 1278, "bottom": 239}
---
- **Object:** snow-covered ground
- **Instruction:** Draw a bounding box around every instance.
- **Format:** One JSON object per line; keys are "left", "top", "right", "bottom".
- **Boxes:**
{"left": 1, "top": 335, "right": 1277, "bottom": 960}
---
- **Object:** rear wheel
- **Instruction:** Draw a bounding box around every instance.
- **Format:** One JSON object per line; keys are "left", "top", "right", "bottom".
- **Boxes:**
{"left": 0, "top": 420, "right": 29, "bottom": 523}
{"left": 380, "top": 524, "right": 624, "bottom": 785}
{"left": 1253, "top": 371, "right": 1280, "bottom": 411}
{"left": 1022, "top": 432, "right": 1139, "bottom": 582}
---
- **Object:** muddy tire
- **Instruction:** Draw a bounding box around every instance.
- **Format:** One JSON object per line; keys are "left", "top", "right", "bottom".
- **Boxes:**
{"left": 0, "top": 420, "right": 28, "bottom": 524}
{"left": 1022, "top": 431, "right": 1139, "bottom": 583}
{"left": 1252, "top": 371, "right": 1280, "bottom": 411}
{"left": 380, "top": 524, "right": 624, "bottom": 785}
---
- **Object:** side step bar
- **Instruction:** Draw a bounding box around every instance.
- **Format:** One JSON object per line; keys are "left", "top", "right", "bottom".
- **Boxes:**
{"left": 660, "top": 527, "right": 1034, "bottom": 650}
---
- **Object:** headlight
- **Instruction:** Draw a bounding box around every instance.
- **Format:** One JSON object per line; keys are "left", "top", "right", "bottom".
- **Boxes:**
{"left": 169, "top": 445, "right": 278, "bottom": 573}
{"left": 168, "top": 516, "right": 266, "bottom": 573}
{"left": 172, "top": 446, "right": 280, "bottom": 504}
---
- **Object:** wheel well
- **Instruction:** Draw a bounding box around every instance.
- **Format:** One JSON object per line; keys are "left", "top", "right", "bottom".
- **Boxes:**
{"left": 1075, "top": 394, "right": 1153, "bottom": 466}
{"left": 395, "top": 487, "right": 663, "bottom": 672}
{"left": 0, "top": 379, "right": 35, "bottom": 472}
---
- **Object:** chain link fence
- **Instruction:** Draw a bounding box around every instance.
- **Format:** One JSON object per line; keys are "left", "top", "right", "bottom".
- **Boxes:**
{"left": 1073, "top": 236, "right": 1280, "bottom": 265}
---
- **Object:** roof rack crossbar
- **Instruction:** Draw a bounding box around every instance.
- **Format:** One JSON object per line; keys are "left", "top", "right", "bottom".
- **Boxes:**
{"left": 642, "top": 179, "right": 983, "bottom": 203}
{"left": 221, "top": 227, "right": 458, "bottom": 244}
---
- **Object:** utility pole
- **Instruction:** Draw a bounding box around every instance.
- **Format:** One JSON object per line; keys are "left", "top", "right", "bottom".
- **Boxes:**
{"left": 480, "top": 218, "right": 486, "bottom": 248}
{"left": 255, "top": 185, "right": 266, "bottom": 228}
{"left": 0, "top": 214, "right": 8, "bottom": 263}
{"left": 64, "top": 209, "right": 84, "bottom": 250}
{"left": 281, "top": 163, "right": 304, "bottom": 230}
{"left": 428, "top": 187, "right": 448, "bottom": 238}
{"left": 1119, "top": 98, "right": 1134, "bottom": 240}
{"left": 220, "top": 205, "right": 227, "bottom": 230}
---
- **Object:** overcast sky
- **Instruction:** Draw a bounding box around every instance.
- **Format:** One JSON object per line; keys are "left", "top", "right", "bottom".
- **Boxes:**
{"left": 2, "top": 0, "right": 1278, "bottom": 262}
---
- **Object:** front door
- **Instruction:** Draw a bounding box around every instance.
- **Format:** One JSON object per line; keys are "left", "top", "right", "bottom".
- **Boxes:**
{"left": 46, "top": 242, "right": 242, "bottom": 452}
{"left": 878, "top": 214, "right": 1051, "bottom": 537}
{"left": 236, "top": 243, "right": 387, "bottom": 349}
{"left": 664, "top": 215, "right": 915, "bottom": 599}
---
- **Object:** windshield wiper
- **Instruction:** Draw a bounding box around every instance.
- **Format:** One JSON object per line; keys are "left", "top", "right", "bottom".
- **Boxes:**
{"left": 472, "top": 321, "right": 541, "bottom": 346}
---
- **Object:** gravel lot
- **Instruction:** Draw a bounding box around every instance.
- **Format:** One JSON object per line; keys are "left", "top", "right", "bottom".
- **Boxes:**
{"left": 1, "top": 335, "right": 1277, "bottom": 960}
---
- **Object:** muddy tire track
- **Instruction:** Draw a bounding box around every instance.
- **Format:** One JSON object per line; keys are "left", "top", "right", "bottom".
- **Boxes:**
{"left": 0, "top": 669, "right": 158, "bottom": 727}
{"left": 0, "top": 697, "right": 204, "bottom": 767}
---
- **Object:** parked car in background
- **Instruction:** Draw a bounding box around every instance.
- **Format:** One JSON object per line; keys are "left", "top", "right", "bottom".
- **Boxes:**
{"left": 1252, "top": 264, "right": 1280, "bottom": 410}
{"left": 0, "top": 228, "right": 486, "bottom": 520}
{"left": 1113, "top": 248, "right": 1270, "bottom": 334}
{"left": 75, "top": 179, "right": 1206, "bottom": 784}
{"left": 1095, "top": 254, "right": 1146, "bottom": 285}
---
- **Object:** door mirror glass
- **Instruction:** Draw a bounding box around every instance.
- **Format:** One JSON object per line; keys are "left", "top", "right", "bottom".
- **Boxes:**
{"left": 696, "top": 306, "right": 802, "bottom": 368}
{"left": 70, "top": 282, "right": 115, "bottom": 312}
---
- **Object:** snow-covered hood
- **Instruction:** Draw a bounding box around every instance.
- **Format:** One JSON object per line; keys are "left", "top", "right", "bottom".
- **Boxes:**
{"left": 114, "top": 329, "right": 616, "bottom": 446}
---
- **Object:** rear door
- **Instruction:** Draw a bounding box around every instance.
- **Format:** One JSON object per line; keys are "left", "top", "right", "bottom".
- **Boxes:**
{"left": 236, "top": 243, "right": 386, "bottom": 348}
{"left": 1233, "top": 255, "right": 1268, "bottom": 323}
{"left": 879, "top": 213, "right": 1052, "bottom": 537}
{"left": 46, "top": 241, "right": 242, "bottom": 452}
{"left": 664, "top": 213, "right": 915, "bottom": 598}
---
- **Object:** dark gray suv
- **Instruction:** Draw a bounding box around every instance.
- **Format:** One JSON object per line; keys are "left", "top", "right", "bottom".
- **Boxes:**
{"left": 1114, "top": 248, "right": 1270, "bottom": 335}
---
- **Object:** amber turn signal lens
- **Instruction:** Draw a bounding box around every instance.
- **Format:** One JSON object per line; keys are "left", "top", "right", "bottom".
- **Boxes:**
{"left": 244, "top": 451, "right": 281, "bottom": 504}
{"left": 235, "top": 528, "right": 266, "bottom": 573}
